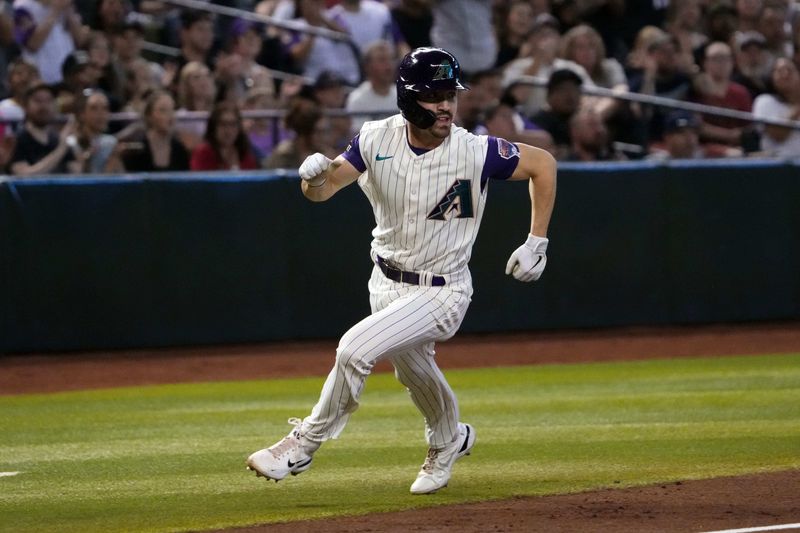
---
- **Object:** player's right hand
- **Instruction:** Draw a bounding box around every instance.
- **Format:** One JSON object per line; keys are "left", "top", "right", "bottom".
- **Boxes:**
{"left": 299, "top": 153, "right": 332, "bottom": 182}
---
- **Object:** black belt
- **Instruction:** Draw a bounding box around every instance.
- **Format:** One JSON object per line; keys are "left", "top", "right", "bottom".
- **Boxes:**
{"left": 376, "top": 256, "right": 446, "bottom": 286}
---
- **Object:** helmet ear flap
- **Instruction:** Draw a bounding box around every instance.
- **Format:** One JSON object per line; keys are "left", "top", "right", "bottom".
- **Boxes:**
{"left": 397, "top": 88, "right": 436, "bottom": 129}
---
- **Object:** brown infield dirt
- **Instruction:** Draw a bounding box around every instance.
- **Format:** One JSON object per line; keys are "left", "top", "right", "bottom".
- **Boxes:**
{"left": 2, "top": 321, "right": 800, "bottom": 533}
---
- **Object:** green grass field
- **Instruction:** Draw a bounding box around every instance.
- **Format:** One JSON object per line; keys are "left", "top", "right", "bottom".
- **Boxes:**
{"left": 1, "top": 354, "right": 799, "bottom": 533}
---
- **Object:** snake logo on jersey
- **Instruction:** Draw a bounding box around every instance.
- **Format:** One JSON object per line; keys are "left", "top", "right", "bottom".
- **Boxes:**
{"left": 427, "top": 179, "right": 474, "bottom": 220}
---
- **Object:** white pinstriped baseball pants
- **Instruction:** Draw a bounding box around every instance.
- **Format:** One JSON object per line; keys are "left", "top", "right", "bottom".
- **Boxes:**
{"left": 301, "top": 266, "right": 472, "bottom": 449}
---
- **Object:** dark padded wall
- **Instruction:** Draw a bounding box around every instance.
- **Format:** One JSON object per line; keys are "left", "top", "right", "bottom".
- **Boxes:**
{"left": 1, "top": 161, "right": 798, "bottom": 353}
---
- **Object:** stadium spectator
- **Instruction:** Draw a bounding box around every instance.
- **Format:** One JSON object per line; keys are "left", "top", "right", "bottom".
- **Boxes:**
{"left": 254, "top": 0, "right": 296, "bottom": 76}
{"left": 122, "top": 90, "right": 190, "bottom": 172}
{"left": 111, "top": 19, "right": 165, "bottom": 92}
{"left": 9, "top": 82, "right": 78, "bottom": 175}
{"left": 0, "top": 59, "right": 40, "bottom": 129}
{"left": 173, "top": 10, "right": 215, "bottom": 76}
{"left": 345, "top": 40, "right": 398, "bottom": 133}
{"left": 122, "top": 58, "right": 161, "bottom": 115}
{"left": 389, "top": 0, "right": 432, "bottom": 52}
{"left": 85, "top": 30, "right": 124, "bottom": 110}
{"left": 531, "top": 68, "right": 584, "bottom": 158}
{"left": 263, "top": 96, "right": 334, "bottom": 169}
{"left": 494, "top": 0, "right": 536, "bottom": 68}
{"left": 0, "top": 0, "right": 16, "bottom": 99}
{"left": 752, "top": 57, "right": 800, "bottom": 157}
{"left": 327, "top": 0, "right": 400, "bottom": 56}
{"left": 564, "top": 107, "right": 626, "bottom": 162}
{"left": 245, "top": 87, "right": 289, "bottom": 160}
{"left": 502, "top": 14, "right": 593, "bottom": 117}
{"left": 705, "top": 1, "right": 739, "bottom": 45}
{"left": 758, "top": 2, "right": 793, "bottom": 63}
{"left": 285, "top": 0, "right": 360, "bottom": 86}
{"left": 478, "top": 98, "right": 554, "bottom": 153}
{"left": 627, "top": 30, "right": 693, "bottom": 143}
{"left": 430, "top": 0, "right": 497, "bottom": 74}
{"left": 54, "top": 50, "right": 97, "bottom": 114}
{"left": 12, "top": 0, "right": 86, "bottom": 84}
{"left": 190, "top": 101, "right": 258, "bottom": 171}
{"left": 732, "top": 30, "right": 772, "bottom": 98}
{"left": 90, "top": 0, "right": 126, "bottom": 37}
{"left": 647, "top": 109, "right": 742, "bottom": 160}
{"left": 307, "top": 70, "right": 351, "bottom": 152}
{"left": 735, "top": 0, "right": 763, "bottom": 33}
{"left": 174, "top": 61, "right": 217, "bottom": 152}
{"left": 216, "top": 18, "right": 275, "bottom": 103}
{"left": 664, "top": 0, "right": 708, "bottom": 69}
{"left": 558, "top": 23, "right": 627, "bottom": 120}
{"left": 66, "top": 89, "right": 124, "bottom": 172}
{"left": 691, "top": 41, "right": 753, "bottom": 147}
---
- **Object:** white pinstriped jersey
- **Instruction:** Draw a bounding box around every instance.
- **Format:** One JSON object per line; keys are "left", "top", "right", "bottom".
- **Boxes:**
{"left": 343, "top": 113, "right": 519, "bottom": 276}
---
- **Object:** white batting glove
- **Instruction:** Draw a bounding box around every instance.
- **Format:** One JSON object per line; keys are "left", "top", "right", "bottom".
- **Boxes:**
{"left": 505, "top": 234, "right": 548, "bottom": 282}
{"left": 299, "top": 152, "right": 332, "bottom": 182}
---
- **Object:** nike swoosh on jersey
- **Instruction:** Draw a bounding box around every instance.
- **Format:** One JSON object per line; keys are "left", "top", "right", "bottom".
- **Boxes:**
{"left": 376, "top": 154, "right": 394, "bottom": 161}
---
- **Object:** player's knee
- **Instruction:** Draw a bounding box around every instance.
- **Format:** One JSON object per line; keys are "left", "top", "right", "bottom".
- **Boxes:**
{"left": 335, "top": 344, "right": 373, "bottom": 376}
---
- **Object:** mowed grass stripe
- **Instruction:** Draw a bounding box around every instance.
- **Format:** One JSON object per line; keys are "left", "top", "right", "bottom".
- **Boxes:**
{"left": 0, "top": 354, "right": 798, "bottom": 533}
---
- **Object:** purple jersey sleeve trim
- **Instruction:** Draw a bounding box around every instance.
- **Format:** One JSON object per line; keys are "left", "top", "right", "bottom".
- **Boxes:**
{"left": 342, "top": 133, "right": 367, "bottom": 173}
{"left": 480, "top": 136, "right": 520, "bottom": 190}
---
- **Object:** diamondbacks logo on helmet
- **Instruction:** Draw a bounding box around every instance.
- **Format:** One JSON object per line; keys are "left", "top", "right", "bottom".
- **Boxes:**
{"left": 431, "top": 62, "right": 454, "bottom": 81}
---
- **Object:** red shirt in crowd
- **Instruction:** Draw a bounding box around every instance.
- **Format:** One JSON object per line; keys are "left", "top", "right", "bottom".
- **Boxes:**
{"left": 190, "top": 142, "right": 258, "bottom": 171}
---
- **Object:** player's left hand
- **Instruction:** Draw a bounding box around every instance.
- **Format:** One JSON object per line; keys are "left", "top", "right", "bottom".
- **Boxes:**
{"left": 505, "top": 234, "right": 548, "bottom": 282}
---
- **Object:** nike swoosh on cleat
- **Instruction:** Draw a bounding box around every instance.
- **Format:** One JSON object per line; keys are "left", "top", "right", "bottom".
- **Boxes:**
{"left": 287, "top": 458, "right": 312, "bottom": 469}
{"left": 376, "top": 154, "right": 394, "bottom": 161}
{"left": 458, "top": 425, "right": 471, "bottom": 453}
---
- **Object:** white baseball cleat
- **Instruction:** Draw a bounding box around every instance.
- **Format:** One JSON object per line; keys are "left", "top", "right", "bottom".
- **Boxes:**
{"left": 246, "top": 418, "right": 318, "bottom": 482}
{"left": 410, "top": 422, "right": 475, "bottom": 495}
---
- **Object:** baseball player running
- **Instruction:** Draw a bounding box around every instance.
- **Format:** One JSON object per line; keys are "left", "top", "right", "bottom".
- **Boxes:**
{"left": 247, "top": 47, "right": 556, "bottom": 494}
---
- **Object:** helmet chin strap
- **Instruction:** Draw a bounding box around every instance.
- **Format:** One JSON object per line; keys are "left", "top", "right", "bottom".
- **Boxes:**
{"left": 398, "top": 90, "right": 437, "bottom": 129}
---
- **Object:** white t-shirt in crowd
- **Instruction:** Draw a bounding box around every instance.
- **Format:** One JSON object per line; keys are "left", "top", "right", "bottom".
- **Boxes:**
{"left": 13, "top": 0, "right": 75, "bottom": 84}
{"left": 345, "top": 82, "right": 397, "bottom": 133}
{"left": 327, "top": 0, "right": 393, "bottom": 54}
{"left": 752, "top": 93, "right": 800, "bottom": 158}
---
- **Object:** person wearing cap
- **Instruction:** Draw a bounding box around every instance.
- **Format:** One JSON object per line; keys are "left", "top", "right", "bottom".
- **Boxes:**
{"left": 646, "top": 109, "right": 741, "bottom": 160}
{"left": 112, "top": 18, "right": 165, "bottom": 92}
{"left": 214, "top": 18, "right": 275, "bottom": 104}
{"left": 9, "top": 82, "right": 79, "bottom": 175}
{"left": 54, "top": 50, "right": 98, "bottom": 114}
{"left": 530, "top": 68, "right": 584, "bottom": 158}
{"left": 732, "top": 30, "right": 771, "bottom": 98}
{"left": 12, "top": 0, "right": 87, "bottom": 84}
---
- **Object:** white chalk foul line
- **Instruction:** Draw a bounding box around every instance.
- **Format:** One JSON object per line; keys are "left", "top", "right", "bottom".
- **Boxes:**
{"left": 0, "top": 471, "right": 21, "bottom": 477}
{"left": 700, "top": 524, "right": 800, "bottom": 533}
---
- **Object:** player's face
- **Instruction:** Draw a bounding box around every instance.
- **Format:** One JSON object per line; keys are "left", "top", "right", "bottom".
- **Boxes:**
{"left": 417, "top": 89, "right": 457, "bottom": 138}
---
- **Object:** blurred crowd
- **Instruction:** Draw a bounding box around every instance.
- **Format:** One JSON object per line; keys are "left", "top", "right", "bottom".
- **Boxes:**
{"left": 1, "top": 0, "right": 800, "bottom": 175}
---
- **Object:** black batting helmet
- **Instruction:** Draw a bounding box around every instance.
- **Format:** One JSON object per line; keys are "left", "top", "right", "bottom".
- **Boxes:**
{"left": 396, "top": 47, "right": 468, "bottom": 129}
